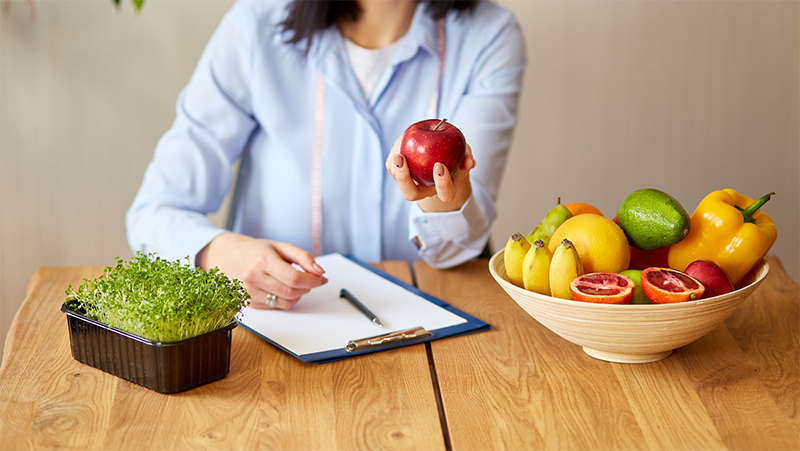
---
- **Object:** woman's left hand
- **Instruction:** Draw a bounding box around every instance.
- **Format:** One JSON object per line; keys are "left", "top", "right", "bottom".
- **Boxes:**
{"left": 385, "top": 135, "right": 477, "bottom": 213}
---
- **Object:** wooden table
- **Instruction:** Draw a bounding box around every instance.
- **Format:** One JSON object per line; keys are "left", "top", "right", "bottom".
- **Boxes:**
{"left": 1, "top": 255, "right": 798, "bottom": 450}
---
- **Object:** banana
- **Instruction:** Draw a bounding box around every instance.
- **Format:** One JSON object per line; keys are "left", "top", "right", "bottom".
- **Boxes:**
{"left": 527, "top": 198, "right": 573, "bottom": 245}
{"left": 504, "top": 233, "right": 531, "bottom": 288}
{"left": 522, "top": 239, "right": 552, "bottom": 295}
{"left": 549, "top": 238, "right": 584, "bottom": 299}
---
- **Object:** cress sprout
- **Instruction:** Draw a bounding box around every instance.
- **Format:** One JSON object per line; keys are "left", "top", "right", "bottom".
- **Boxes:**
{"left": 65, "top": 252, "right": 250, "bottom": 342}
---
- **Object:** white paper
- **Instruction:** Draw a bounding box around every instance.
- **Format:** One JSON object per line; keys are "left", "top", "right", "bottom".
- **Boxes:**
{"left": 239, "top": 253, "right": 467, "bottom": 356}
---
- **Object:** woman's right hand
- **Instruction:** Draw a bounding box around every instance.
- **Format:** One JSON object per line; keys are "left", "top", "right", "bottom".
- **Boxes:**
{"left": 196, "top": 233, "right": 327, "bottom": 310}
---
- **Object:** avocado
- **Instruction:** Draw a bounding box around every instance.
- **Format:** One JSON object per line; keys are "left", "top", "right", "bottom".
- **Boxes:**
{"left": 616, "top": 189, "right": 691, "bottom": 250}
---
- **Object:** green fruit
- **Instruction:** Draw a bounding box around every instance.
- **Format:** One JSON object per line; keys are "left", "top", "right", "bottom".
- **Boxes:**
{"left": 527, "top": 203, "right": 573, "bottom": 246}
{"left": 620, "top": 269, "right": 650, "bottom": 304}
{"left": 616, "top": 188, "right": 691, "bottom": 250}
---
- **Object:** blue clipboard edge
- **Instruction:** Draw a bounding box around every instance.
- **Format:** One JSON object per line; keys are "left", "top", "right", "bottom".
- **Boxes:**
{"left": 238, "top": 254, "right": 491, "bottom": 364}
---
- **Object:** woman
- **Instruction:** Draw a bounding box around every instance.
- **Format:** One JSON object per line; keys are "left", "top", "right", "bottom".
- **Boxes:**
{"left": 126, "top": 0, "right": 526, "bottom": 310}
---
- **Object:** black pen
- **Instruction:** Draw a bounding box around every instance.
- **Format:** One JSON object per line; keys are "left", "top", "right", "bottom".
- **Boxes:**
{"left": 340, "top": 288, "right": 384, "bottom": 328}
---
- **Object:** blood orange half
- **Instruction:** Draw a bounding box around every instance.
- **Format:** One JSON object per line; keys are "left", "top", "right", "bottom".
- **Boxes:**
{"left": 569, "top": 273, "right": 635, "bottom": 304}
{"left": 640, "top": 267, "right": 705, "bottom": 304}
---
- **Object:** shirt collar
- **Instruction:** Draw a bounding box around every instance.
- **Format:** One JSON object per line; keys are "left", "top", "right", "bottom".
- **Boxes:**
{"left": 392, "top": 2, "right": 439, "bottom": 63}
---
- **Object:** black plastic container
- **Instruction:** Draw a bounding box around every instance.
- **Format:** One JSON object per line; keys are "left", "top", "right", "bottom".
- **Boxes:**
{"left": 61, "top": 300, "right": 237, "bottom": 394}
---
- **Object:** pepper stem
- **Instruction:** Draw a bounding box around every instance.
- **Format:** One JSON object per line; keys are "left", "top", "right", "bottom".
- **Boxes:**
{"left": 736, "top": 192, "right": 774, "bottom": 224}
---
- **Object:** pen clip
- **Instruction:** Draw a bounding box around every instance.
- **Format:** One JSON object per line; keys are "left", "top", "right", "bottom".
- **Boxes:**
{"left": 345, "top": 327, "right": 432, "bottom": 352}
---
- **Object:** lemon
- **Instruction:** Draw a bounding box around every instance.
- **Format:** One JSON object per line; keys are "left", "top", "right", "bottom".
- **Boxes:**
{"left": 548, "top": 214, "right": 631, "bottom": 274}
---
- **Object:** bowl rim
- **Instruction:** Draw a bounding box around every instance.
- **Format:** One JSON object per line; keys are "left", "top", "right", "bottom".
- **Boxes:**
{"left": 488, "top": 249, "right": 770, "bottom": 311}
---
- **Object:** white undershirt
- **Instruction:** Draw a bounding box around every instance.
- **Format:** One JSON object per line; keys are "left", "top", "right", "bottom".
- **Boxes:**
{"left": 344, "top": 38, "right": 401, "bottom": 100}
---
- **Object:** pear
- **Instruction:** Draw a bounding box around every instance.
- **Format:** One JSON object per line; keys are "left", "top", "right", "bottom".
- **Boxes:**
{"left": 504, "top": 233, "right": 531, "bottom": 288}
{"left": 549, "top": 238, "right": 584, "bottom": 300}
{"left": 522, "top": 240, "right": 552, "bottom": 295}
{"left": 527, "top": 198, "right": 573, "bottom": 246}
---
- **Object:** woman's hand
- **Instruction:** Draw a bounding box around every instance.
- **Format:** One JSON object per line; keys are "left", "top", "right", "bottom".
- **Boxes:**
{"left": 196, "top": 233, "right": 327, "bottom": 310}
{"left": 385, "top": 135, "right": 477, "bottom": 213}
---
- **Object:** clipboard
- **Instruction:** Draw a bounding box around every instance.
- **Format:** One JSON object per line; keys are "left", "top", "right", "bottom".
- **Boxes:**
{"left": 238, "top": 253, "right": 490, "bottom": 364}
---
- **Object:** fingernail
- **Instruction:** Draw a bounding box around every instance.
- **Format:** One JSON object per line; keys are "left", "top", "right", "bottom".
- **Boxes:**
{"left": 394, "top": 154, "right": 403, "bottom": 169}
{"left": 471, "top": 156, "right": 477, "bottom": 168}
{"left": 435, "top": 162, "right": 445, "bottom": 178}
{"left": 321, "top": 276, "right": 329, "bottom": 285}
{"left": 313, "top": 262, "right": 325, "bottom": 274}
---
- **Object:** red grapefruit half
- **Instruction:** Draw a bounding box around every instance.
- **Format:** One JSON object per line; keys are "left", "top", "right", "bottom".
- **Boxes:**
{"left": 569, "top": 273, "right": 635, "bottom": 304}
{"left": 641, "top": 267, "right": 705, "bottom": 304}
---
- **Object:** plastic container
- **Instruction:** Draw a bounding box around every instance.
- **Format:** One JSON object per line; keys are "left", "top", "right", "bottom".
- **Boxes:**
{"left": 61, "top": 300, "right": 237, "bottom": 394}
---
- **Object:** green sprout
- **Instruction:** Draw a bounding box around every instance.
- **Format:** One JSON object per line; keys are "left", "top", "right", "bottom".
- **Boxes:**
{"left": 65, "top": 252, "right": 250, "bottom": 343}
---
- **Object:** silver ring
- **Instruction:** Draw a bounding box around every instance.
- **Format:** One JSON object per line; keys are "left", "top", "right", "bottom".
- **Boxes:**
{"left": 265, "top": 292, "right": 278, "bottom": 308}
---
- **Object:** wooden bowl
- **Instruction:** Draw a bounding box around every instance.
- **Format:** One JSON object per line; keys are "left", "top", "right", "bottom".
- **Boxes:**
{"left": 489, "top": 250, "right": 770, "bottom": 364}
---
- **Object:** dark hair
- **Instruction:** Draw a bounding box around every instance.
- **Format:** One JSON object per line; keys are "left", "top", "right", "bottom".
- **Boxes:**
{"left": 280, "top": 0, "right": 478, "bottom": 50}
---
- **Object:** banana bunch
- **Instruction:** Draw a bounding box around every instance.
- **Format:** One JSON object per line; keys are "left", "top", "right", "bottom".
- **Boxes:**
{"left": 504, "top": 199, "right": 584, "bottom": 298}
{"left": 504, "top": 233, "right": 584, "bottom": 299}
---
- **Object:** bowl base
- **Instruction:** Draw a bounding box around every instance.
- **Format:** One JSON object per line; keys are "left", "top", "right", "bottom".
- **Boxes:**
{"left": 583, "top": 347, "right": 672, "bottom": 364}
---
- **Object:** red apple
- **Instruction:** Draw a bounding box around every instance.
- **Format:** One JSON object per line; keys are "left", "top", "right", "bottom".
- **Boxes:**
{"left": 684, "top": 260, "right": 735, "bottom": 299}
{"left": 400, "top": 118, "right": 466, "bottom": 187}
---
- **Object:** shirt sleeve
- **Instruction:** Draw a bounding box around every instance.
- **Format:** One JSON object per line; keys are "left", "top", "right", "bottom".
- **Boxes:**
{"left": 125, "top": 3, "right": 257, "bottom": 265}
{"left": 409, "top": 10, "right": 527, "bottom": 269}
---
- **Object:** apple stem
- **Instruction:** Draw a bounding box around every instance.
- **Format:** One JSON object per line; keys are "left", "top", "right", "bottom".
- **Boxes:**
{"left": 433, "top": 118, "right": 448, "bottom": 131}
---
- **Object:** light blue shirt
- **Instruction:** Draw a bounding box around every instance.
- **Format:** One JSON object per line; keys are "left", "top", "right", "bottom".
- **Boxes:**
{"left": 126, "top": 0, "right": 526, "bottom": 268}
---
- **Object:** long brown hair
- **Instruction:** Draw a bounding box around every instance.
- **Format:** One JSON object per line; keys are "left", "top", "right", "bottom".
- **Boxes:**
{"left": 280, "top": 0, "right": 478, "bottom": 51}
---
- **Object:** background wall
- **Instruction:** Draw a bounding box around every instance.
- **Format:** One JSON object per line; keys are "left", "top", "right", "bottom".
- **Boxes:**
{"left": 2, "top": 0, "right": 797, "bottom": 363}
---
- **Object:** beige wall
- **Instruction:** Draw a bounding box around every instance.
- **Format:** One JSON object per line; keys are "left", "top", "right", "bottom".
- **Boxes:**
{"left": 2, "top": 0, "right": 798, "bottom": 362}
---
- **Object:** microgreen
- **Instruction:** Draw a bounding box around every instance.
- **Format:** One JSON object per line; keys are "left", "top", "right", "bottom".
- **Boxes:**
{"left": 65, "top": 252, "right": 250, "bottom": 343}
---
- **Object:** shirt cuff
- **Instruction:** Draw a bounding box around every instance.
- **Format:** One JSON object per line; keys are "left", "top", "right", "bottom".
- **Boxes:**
{"left": 178, "top": 225, "right": 228, "bottom": 268}
{"left": 144, "top": 214, "right": 227, "bottom": 268}
{"left": 408, "top": 194, "right": 489, "bottom": 268}
{"left": 409, "top": 200, "right": 471, "bottom": 248}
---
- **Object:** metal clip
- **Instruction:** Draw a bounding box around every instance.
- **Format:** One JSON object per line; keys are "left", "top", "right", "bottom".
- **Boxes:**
{"left": 345, "top": 327, "right": 432, "bottom": 352}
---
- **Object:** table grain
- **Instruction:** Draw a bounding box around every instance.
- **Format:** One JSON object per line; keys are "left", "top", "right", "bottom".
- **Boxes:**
{"left": 416, "top": 255, "right": 799, "bottom": 451}
{"left": 2, "top": 256, "right": 797, "bottom": 451}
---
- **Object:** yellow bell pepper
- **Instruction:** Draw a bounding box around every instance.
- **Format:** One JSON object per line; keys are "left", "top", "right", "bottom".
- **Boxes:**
{"left": 668, "top": 189, "right": 777, "bottom": 284}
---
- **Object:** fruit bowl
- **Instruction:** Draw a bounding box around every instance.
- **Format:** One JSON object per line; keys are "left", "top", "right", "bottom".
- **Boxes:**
{"left": 489, "top": 250, "right": 770, "bottom": 364}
